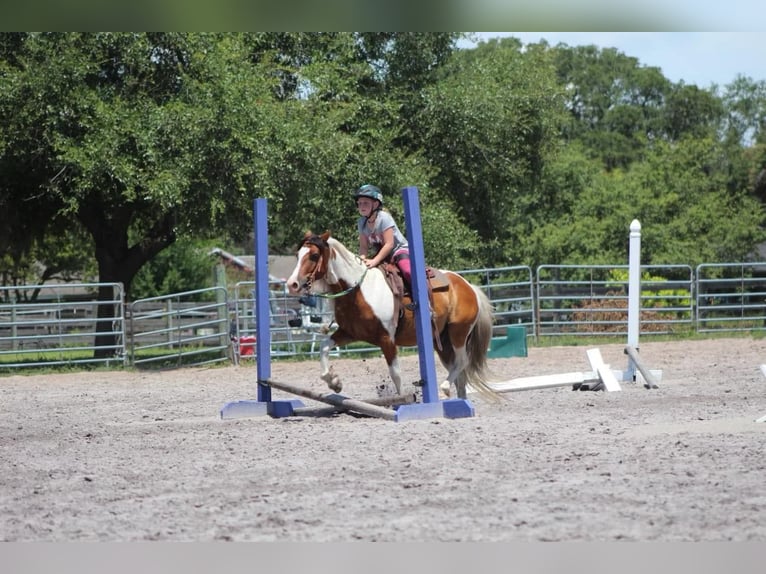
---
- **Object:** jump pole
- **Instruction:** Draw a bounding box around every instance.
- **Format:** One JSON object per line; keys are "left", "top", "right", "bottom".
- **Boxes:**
{"left": 220, "top": 198, "right": 306, "bottom": 419}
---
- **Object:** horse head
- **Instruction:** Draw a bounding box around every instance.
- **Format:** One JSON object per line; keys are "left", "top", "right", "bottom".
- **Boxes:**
{"left": 286, "top": 230, "right": 331, "bottom": 295}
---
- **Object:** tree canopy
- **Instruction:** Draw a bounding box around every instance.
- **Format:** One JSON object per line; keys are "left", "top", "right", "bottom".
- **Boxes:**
{"left": 2, "top": 32, "right": 766, "bottom": 313}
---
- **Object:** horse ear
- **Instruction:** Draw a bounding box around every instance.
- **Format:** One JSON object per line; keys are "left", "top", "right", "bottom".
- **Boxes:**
{"left": 303, "top": 230, "right": 313, "bottom": 240}
{"left": 320, "top": 230, "right": 331, "bottom": 242}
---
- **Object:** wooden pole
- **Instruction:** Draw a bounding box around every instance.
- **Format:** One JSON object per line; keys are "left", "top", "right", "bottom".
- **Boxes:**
{"left": 292, "top": 392, "right": 417, "bottom": 417}
{"left": 265, "top": 379, "right": 400, "bottom": 421}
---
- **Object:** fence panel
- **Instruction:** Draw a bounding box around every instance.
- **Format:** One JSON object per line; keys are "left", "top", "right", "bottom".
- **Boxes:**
{"left": 536, "top": 264, "right": 694, "bottom": 338}
{"left": 640, "top": 265, "right": 694, "bottom": 335}
{"left": 536, "top": 264, "right": 629, "bottom": 337}
{"left": 696, "top": 262, "right": 766, "bottom": 333}
{"left": 0, "top": 283, "right": 126, "bottom": 369}
{"left": 129, "top": 287, "right": 230, "bottom": 368}
{"left": 230, "top": 280, "right": 374, "bottom": 361}
{"left": 457, "top": 265, "right": 535, "bottom": 339}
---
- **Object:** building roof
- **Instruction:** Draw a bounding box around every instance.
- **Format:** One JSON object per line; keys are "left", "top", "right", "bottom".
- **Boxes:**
{"left": 209, "top": 248, "right": 296, "bottom": 283}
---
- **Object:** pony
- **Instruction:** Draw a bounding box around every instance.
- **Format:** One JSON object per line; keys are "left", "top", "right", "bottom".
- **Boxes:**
{"left": 285, "top": 231, "right": 500, "bottom": 401}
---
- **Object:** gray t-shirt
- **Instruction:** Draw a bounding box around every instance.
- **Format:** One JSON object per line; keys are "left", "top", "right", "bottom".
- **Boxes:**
{"left": 357, "top": 210, "right": 409, "bottom": 258}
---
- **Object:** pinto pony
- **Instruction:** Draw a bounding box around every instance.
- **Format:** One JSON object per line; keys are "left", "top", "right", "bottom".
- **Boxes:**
{"left": 286, "top": 231, "right": 500, "bottom": 401}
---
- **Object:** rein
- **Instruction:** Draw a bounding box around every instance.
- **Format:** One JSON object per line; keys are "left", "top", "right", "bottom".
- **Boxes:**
{"left": 312, "top": 265, "right": 368, "bottom": 299}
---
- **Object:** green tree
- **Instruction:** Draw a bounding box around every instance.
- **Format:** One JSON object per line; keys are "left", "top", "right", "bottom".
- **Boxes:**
{"left": 131, "top": 237, "right": 220, "bottom": 300}
{"left": 550, "top": 43, "right": 729, "bottom": 170}
{"left": 530, "top": 138, "right": 766, "bottom": 267}
{"left": 0, "top": 33, "right": 282, "bottom": 355}
{"left": 722, "top": 75, "right": 766, "bottom": 147}
{"left": 412, "top": 37, "right": 566, "bottom": 266}
{"left": 663, "top": 83, "right": 724, "bottom": 141}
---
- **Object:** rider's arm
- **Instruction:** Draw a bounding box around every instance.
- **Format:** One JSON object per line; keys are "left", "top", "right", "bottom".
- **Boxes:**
{"left": 366, "top": 227, "right": 395, "bottom": 267}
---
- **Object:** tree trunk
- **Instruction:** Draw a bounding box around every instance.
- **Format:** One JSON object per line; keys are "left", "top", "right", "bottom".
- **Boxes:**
{"left": 80, "top": 201, "right": 176, "bottom": 359}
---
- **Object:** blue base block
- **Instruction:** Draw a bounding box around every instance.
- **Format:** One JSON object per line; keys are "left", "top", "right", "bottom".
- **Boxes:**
{"left": 220, "top": 399, "right": 305, "bottom": 420}
{"left": 268, "top": 399, "right": 305, "bottom": 418}
{"left": 394, "top": 399, "right": 475, "bottom": 421}
{"left": 441, "top": 398, "right": 476, "bottom": 419}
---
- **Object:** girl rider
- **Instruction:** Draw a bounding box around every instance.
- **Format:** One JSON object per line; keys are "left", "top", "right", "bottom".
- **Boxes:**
{"left": 353, "top": 184, "right": 412, "bottom": 289}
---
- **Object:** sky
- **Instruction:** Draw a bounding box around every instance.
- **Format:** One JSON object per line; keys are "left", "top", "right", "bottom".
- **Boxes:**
{"left": 468, "top": 32, "right": 764, "bottom": 89}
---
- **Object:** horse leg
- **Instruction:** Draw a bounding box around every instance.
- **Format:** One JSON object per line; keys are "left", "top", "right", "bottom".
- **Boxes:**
{"left": 319, "top": 330, "right": 352, "bottom": 393}
{"left": 438, "top": 348, "right": 471, "bottom": 399}
{"left": 435, "top": 332, "right": 458, "bottom": 398}
{"left": 318, "top": 335, "right": 341, "bottom": 392}
{"left": 379, "top": 337, "right": 402, "bottom": 395}
{"left": 435, "top": 326, "right": 474, "bottom": 399}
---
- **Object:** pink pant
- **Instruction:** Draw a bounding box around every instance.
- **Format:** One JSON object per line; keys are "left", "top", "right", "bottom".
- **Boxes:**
{"left": 393, "top": 249, "right": 411, "bottom": 285}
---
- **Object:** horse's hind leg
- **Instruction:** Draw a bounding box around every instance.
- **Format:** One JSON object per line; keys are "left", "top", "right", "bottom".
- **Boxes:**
{"left": 438, "top": 346, "right": 471, "bottom": 399}
{"left": 435, "top": 324, "right": 474, "bottom": 399}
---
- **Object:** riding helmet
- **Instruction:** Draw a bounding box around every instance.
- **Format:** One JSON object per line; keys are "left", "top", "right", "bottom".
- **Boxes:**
{"left": 353, "top": 184, "right": 384, "bottom": 205}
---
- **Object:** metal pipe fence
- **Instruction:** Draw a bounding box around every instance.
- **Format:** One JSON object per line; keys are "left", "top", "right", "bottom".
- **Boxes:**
{"left": 129, "top": 287, "right": 230, "bottom": 368}
{"left": 0, "top": 282, "right": 126, "bottom": 369}
{"left": 536, "top": 264, "right": 694, "bottom": 338}
{"left": 696, "top": 262, "right": 766, "bottom": 333}
{"left": 1, "top": 261, "right": 765, "bottom": 371}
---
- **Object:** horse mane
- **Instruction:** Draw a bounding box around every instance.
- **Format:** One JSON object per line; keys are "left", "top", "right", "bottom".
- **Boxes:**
{"left": 325, "top": 236, "right": 359, "bottom": 265}
{"left": 301, "top": 231, "right": 366, "bottom": 287}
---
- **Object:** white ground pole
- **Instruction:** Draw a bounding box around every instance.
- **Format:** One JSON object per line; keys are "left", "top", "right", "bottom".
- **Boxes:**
{"left": 487, "top": 348, "right": 620, "bottom": 393}
{"left": 484, "top": 219, "right": 661, "bottom": 395}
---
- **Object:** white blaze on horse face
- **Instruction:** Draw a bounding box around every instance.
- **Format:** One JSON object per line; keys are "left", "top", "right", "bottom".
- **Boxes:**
{"left": 286, "top": 246, "right": 310, "bottom": 295}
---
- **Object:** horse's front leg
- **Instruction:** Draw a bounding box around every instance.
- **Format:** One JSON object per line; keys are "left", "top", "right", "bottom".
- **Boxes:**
{"left": 379, "top": 337, "right": 402, "bottom": 396}
{"left": 319, "top": 330, "right": 353, "bottom": 393}
{"left": 318, "top": 335, "right": 341, "bottom": 392}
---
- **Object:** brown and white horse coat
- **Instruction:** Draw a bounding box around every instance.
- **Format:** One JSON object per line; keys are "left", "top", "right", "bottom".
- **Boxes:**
{"left": 286, "top": 231, "right": 500, "bottom": 401}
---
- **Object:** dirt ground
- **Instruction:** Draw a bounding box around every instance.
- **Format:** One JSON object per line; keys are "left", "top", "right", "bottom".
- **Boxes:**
{"left": 1, "top": 337, "right": 765, "bottom": 542}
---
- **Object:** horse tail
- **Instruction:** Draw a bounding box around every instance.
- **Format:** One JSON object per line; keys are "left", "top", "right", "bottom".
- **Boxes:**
{"left": 463, "top": 284, "right": 503, "bottom": 401}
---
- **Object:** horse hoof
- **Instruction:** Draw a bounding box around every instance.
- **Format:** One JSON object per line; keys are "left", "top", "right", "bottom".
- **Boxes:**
{"left": 328, "top": 378, "right": 342, "bottom": 393}
{"left": 440, "top": 381, "right": 452, "bottom": 398}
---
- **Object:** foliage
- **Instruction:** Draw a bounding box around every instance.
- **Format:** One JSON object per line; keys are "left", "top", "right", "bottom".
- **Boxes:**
{"left": 130, "top": 237, "right": 220, "bottom": 301}
{"left": 0, "top": 221, "right": 96, "bottom": 296}
{"left": 529, "top": 137, "right": 766, "bottom": 267}
{"left": 412, "top": 37, "right": 566, "bottom": 266}
{"left": 2, "top": 32, "right": 766, "bottom": 315}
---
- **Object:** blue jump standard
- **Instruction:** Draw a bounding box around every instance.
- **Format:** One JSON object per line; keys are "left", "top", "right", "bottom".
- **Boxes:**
{"left": 219, "top": 188, "right": 475, "bottom": 421}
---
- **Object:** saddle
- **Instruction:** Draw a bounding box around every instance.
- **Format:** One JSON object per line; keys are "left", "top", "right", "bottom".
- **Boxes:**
{"left": 382, "top": 263, "right": 449, "bottom": 350}
{"left": 381, "top": 263, "right": 449, "bottom": 300}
